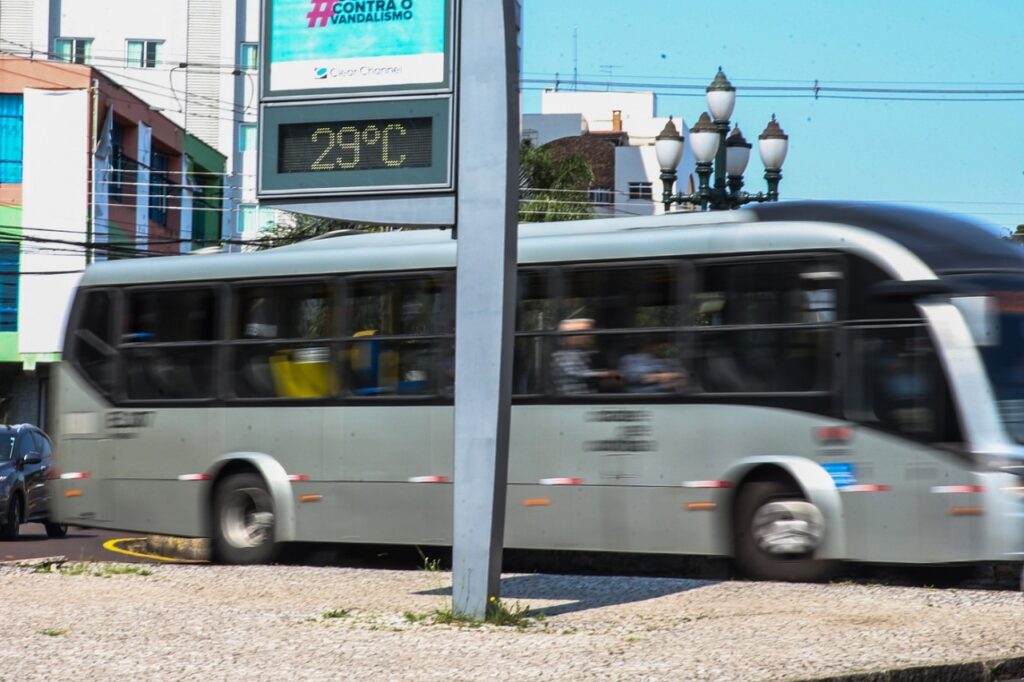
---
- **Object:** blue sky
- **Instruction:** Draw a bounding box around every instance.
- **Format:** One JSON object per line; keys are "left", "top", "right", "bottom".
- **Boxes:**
{"left": 521, "top": 0, "right": 1024, "bottom": 230}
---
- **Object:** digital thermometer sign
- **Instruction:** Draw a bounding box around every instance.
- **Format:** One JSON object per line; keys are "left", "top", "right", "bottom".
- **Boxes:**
{"left": 278, "top": 117, "right": 432, "bottom": 174}
{"left": 258, "top": 0, "right": 456, "bottom": 202}
{"left": 259, "top": 96, "right": 451, "bottom": 197}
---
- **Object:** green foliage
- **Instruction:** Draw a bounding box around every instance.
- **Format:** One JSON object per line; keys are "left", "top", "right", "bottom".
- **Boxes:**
{"left": 322, "top": 609, "right": 351, "bottom": 619}
{"left": 57, "top": 563, "right": 152, "bottom": 577}
{"left": 519, "top": 142, "right": 596, "bottom": 223}
{"left": 486, "top": 595, "right": 537, "bottom": 628}
{"left": 250, "top": 211, "right": 398, "bottom": 251}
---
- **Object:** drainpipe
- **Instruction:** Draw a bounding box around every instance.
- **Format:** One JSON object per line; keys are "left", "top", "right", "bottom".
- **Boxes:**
{"left": 87, "top": 78, "right": 99, "bottom": 265}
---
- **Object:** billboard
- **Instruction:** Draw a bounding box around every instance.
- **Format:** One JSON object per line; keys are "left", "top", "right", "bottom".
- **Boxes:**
{"left": 264, "top": 0, "right": 452, "bottom": 98}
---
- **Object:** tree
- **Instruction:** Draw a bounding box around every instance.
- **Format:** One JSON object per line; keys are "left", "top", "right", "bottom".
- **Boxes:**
{"left": 518, "top": 142, "right": 595, "bottom": 223}
{"left": 249, "top": 213, "right": 393, "bottom": 251}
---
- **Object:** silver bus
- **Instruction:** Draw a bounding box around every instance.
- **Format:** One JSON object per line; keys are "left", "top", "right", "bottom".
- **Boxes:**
{"left": 51, "top": 201, "right": 1024, "bottom": 579}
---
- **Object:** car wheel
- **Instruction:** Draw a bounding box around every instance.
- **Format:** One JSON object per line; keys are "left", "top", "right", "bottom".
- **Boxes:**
{"left": 44, "top": 522, "right": 68, "bottom": 538}
{"left": 211, "top": 472, "right": 278, "bottom": 565}
{"left": 734, "top": 480, "right": 833, "bottom": 582}
{"left": 1, "top": 495, "right": 21, "bottom": 541}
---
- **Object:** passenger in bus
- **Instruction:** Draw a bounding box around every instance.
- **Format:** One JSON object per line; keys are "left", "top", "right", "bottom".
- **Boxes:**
{"left": 619, "top": 338, "right": 688, "bottom": 393}
{"left": 552, "top": 318, "right": 620, "bottom": 394}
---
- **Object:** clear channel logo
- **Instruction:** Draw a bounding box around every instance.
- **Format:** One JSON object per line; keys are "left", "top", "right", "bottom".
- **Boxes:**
{"left": 314, "top": 67, "right": 329, "bottom": 79}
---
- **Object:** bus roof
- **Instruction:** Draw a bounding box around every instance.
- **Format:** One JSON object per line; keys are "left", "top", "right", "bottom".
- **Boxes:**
{"left": 78, "top": 201, "right": 1024, "bottom": 287}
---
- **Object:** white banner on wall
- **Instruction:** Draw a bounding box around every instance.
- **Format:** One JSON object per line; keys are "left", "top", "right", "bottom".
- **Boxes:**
{"left": 19, "top": 88, "right": 88, "bottom": 356}
{"left": 135, "top": 122, "right": 151, "bottom": 246}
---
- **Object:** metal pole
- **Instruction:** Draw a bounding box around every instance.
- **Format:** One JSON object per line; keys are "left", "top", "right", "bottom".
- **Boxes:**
{"left": 451, "top": 0, "right": 520, "bottom": 620}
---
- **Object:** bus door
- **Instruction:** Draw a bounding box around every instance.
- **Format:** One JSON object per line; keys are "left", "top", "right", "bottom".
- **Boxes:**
{"left": 844, "top": 323, "right": 957, "bottom": 562}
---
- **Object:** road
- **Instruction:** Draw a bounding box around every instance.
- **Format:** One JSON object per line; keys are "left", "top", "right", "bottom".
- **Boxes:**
{"left": 0, "top": 524, "right": 151, "bottom": 563}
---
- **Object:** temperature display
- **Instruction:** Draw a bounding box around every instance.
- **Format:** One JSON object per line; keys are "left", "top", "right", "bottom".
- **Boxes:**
{"left": 277, "top": 117, "right": 433, "bottom": 174}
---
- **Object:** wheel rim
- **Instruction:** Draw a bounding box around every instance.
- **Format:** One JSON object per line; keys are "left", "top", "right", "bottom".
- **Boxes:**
{"left": 220, "top": 486, "right": 274, "bottom": 549}
{"left": 751, "top": 499, "right": 824, "bottom": 556}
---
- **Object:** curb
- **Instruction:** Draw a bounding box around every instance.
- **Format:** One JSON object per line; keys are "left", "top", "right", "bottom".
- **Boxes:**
{"left": 143, "top": 535, "right": 210, "bottom": 562}
{"left": 796, "top": 655, "right": 1024, "bottom": 682}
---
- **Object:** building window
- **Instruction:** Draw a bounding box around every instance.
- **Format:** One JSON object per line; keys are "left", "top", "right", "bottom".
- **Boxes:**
{"left": 55, "top": 38, "right": 93, "bottom": 65}
{"left": 588, "top": 188, "right": 613, "bottom": 206}
{"left": 0, "top": 242, "right": 18, "bottom": 332}
{"left": 149, "top": 151, "right": 170, "bottom": 226}
{"left": 126, "top": 40, "right": 163, "bottom": 68}
{"left": 0, "top": 94, "right": 24, "bottom": 184}
{"left": 239, "top": 124, "right": 257, "bottom": 152}
{"left": 239, "top": 204, "right": 275, "bottom": 235}
{"left": 628, "top": 182, "right": 652, "bottom": 201}
{"left": 240, "top": 43, "right": 259, "bottom": 71}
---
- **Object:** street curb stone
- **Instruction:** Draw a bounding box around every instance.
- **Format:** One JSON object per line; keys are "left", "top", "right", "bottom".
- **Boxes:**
{"left": 144, "top": 535, "right": 209, "bottom": 561}
{"left": 797, "top": 655, "right": 1024, "bottom": 682}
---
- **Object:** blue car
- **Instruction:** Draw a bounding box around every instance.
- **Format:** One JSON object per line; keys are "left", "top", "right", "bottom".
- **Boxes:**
{"left": 0, "top": 424, "right": 67, "bottom": 539}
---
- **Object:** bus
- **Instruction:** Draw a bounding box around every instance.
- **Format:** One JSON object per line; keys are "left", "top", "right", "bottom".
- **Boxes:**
{"left": 51, "top": 201, "right": 1024, "bottom": 579}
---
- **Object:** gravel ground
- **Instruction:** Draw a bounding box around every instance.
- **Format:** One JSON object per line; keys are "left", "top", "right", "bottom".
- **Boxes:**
{"left": 1, "top": 561, "right": 1023, "bottom": 681}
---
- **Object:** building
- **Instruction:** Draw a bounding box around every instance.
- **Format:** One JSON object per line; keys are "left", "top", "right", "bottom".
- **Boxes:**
{"left": 0, "top": 0, "right": 264, "bottom": 243}
{"left": 522, "top": 90, "right": 697, "bottom": 217}
{"left": 0, "top": 54, "right": 225, "bottom": 427}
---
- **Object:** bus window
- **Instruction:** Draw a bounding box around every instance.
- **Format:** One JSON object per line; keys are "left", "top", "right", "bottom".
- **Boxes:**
{"left": 845, "top": 326, "right": 961, "bottom": 444}
{"left": 551, "top": 265, "right": 686, "bottom": 396}
{"left": 513, "top": 269, "right": 554, "bottom": 394}
{"left": 344, "top": 275, "right": 450, "bottom": 397}
{"left": 122, "top": 288, "right": 218, "bottom": 401}
{"left": 69, "top": 289, "right": 115, "bottom": 396}
{"left": 694, "top": 259, "right": 838, "bottom": 394}
{"left": 231, "top": 283, "right": 333, "bottom": 399}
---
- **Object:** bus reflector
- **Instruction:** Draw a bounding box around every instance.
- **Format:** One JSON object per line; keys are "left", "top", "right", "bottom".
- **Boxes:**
{"left": 685, "top": 502, "right": 717, "bottom": 511}
{"left": 64, "top": 490, "right": 82, "bottom": 498}
{"left": 60, "top": 472, "right": 90, "bottom": 480}
{"left": 948, "top": 506, "right": 984, "bottom": 516}
{"left": 841, "top": 484, "right": 891, "bottom": 492}
{"left": 409, "top": 475, "right": 450, "bottom": 483}
{"left": 298, "top": 494, "right": 322, "bottom": 503}
{"left": 931, "top": 485, "right": 985, "bottom": 494}
{"left": 816, "top": 426, "right": 852, "bottom": 443}
{"left": 288, "top": 474, "right": 310, "bottom": 482}
{"left": 681, "top": 480, "right": 732, "bottom": 489}
{"left": 522, "top": 498, "right": 551, "bottom": 507}
{"left": 177, "top": 474, "right": 212, "bottom": 481}
{"left": 539, "top": 477, "right": 583, "bottom": 485}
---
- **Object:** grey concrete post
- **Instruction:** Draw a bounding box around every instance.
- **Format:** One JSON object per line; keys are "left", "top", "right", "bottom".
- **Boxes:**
{"left": 451, "top": 0, "right": 520, "bottom": 620}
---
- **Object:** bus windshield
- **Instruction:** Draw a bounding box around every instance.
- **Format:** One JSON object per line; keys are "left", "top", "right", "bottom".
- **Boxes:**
{"left": 957, "top": 274, "right": 1024, "bottom": 444}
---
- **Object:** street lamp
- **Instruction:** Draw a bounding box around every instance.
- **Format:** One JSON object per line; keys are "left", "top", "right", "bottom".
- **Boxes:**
{"left": 657, "top": 68, "right": 789, "bottom": 211}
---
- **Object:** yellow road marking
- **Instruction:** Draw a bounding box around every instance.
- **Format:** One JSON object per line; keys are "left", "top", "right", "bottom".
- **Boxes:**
{"left": 102, "top": 538, "right": 208, "bottom": 564}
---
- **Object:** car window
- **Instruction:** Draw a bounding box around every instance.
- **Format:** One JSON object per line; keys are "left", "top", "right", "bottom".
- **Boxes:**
{"left": 31, "top": 431, "right": 50, "bottom": 458}
{"left": 37, "top": 433, "right": 52, "bottom": 458}
{"left": 14, "top": 433, "right": 34, "bottom": 459}
{"left": 0, "top": 432, "right": 13, "bottom": 461}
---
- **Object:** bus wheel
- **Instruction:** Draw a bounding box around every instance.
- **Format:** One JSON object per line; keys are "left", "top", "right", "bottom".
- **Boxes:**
{"left": 734, "top": 480, "right": 831, "bottom": 582}
{"left": 212, "top": 473, "right": 278, "bottom": 565}
{"left": 1, "top": 495, "right": 21, "bottom": 540}
{"left": 44, "top": 522, "right": 68, "bottom": 538}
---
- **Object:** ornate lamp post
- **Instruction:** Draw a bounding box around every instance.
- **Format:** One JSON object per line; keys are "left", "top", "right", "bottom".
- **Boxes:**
{"left": 656, "top": 68, "right": 789, "bottom": 211}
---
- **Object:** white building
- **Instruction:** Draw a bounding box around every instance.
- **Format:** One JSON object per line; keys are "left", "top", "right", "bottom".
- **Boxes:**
{"left": 522, "top": 90, "right": 696, "bottom": 217}
{"left": 0, "top": 0, "right": 268, "bottom": 242}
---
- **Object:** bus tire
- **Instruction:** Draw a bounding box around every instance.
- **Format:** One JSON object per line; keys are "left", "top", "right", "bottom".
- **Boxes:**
{"left": 1, "top": 494, "right": 21, "bottom": 540}
{"left": 211, "top": 472, "right": 278, "bottom": 565}
{"left": 44, "top": 522, "right": 69, "bottom": 538}
{"left": 734, "top": 480, "right": 833, "bottom": 582}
